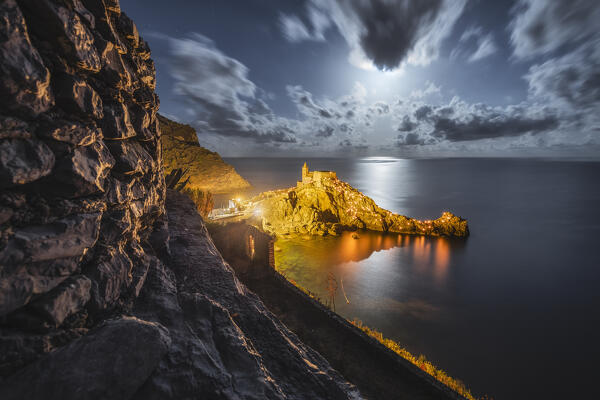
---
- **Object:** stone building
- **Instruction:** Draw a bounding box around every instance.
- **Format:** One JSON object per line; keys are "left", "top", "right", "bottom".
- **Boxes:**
{"left": 299, "top": 162, "right": 337, "bottom": 187}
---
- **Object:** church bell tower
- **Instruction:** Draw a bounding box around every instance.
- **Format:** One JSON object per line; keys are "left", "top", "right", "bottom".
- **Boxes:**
{"left": 302, "top": 162, "right": 309, "bottom": 181}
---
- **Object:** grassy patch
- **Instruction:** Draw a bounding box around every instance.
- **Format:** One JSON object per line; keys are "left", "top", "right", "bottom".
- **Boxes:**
{"left": 350, "top": 319, "right": 484, "bottom": 400}
{"left": 277, "top": 267, "right": 487, "bottom": 399}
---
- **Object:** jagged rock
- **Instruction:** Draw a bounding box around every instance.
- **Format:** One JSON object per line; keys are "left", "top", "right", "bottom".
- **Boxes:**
{"left": 72, "top": 0, "right": 96, "bottom": 28}
{"left": 0, "top": 316, "right": 171, "bottom": 400}
{"left": 106, "top": 139, "right": 153, "bottom": 175}
{"left": 53, "top": 74, "right": 104, "bottom": 120}
{"left": 0, "top": 0, "right": 165, "bottom": 379}
{"left": 118, "top": 12, "right": 139, "bottom": 47}
{"left": 52, "top": 141, "right": 115, "bottom": 196}
{"left": 0, "top": 117, "right": 31, "bottom": 140}
{"left": 0, "top": 212, "right": 101, "bottom": 316}
{"left": 128, "top": 102, "right": 154, "bottom": 141}
{"left": 100, "top": 207, "right": 133, "bottom": 242}
{"left": 29, "top": 275, "right": 91, "bottom": 328}
{"left": 148, "top": 214, "right": 170, "bottom": 259}
{"left": 0, "top": 2, "right": 372, "bottom": 400}
{"left": 181, "top": 188, "right": 214, "bottom": 218}
{"left": 2, "top": 212, "right": 102, "bottom": 265}
{"left": 98, "top": 40, "right": 132, "bottom": 89}
{"left": 0, "top": 0, "right": 54, "bottom": 117}
{"left": 85, "top": 245, "right": 132, "bottom": 311}
{"left": 100, "top": 101, "right": 136, "bottom": 139}
{"left": 105, "top": 176, "right": 135, "bottom": 205}
{"left": 0, "top": 327, "right": 88, "bottom": 377}
{"left": 127, "top": 243, "right": 157, "bottom": 298}
{"left": 18, "top": 0, "right": 101, "bottom": 73}
{"left": 38, "top": 121, "right": 101, "bottom": 146}
{"left": 81, "top": 0, "right": 127, "bottom": 55}
{"left": 0, "top": 257, "right": 81, "bottom": 317}
{"left": 131, "top": 190, "right": 360, "bottom": 400}
{"left": 132, "top": 86, "right": 156, "bottom": 109}
{"left": 0, "top": 193, "right": 106, "bottom": 228}
{"left": 0, "top": 138, "right": 55, "bottom": 188}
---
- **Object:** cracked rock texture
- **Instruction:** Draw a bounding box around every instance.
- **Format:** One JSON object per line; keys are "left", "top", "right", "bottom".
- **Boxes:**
{"left": 0, "top": 1, "right": 360, "bottom": 398}
{"left": 132, "top": 190, "right": 360, "bottom": 400}
{"left": 1, "top": 0, "right": 164, "bottom": 349}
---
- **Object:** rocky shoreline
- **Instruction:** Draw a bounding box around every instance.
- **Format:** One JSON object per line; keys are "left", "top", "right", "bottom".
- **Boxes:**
{"left": 252, "top": 174, "right": 469, "bottom": 238}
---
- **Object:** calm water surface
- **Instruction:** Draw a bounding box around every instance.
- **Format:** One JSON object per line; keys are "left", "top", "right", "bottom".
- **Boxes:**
{"left": 224, "top": 157, "right": 600, "bottom": 400}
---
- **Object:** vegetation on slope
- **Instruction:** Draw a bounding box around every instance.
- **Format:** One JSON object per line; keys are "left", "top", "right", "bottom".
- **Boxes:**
{"left": 349, "top": 319, "right": 483, "bottom": 400}
{"left": 159, "top": 115, "right": 250, "bottom": 194}
{"left": 279, "top": 268, "right": 482, "bottom": 400}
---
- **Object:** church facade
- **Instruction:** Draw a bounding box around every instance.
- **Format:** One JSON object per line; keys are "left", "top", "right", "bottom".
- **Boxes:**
{"left": 298, "top": 162, "right": 337, "bottom": 187}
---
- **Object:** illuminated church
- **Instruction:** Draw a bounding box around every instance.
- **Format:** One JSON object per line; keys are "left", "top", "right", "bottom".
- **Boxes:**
{"left": 298, "top": 162, "right": 337, "bottom": 187}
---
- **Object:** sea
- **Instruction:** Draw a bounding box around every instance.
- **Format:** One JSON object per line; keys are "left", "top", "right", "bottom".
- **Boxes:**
{"left": 223, "top": 157, "right": 600, "bottom": 400}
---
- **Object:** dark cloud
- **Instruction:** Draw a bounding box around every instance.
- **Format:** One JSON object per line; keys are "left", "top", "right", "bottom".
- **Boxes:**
{"left": 393, "top": 96, "right": 562, "bottom": 144}
{"left": 414, "top": 105, "right": 433, "bottom": 120}
{"left": 282, "top": 0, "right": 467, "bottom": 70}
{"left": 397, "top": 116, "right": 417, "bottom": 132}
{"left": 350, "top": 0, "right": 444, "bottom": 69}
{"left": 396, "top": 132, "right": 426, "bottom": 146}
{"left": 338, "top": 139, "right": 369, "bottom": 150}
{"left": 371, "top": 101, "right": 390, "bottom": 115}
{"left": 510, "top": 0, "right": 600, "bottom": 58}
{"left": 316, "top": 126, "right": 335, "bottom": 137}
{"left": 511, "top": 0, "right": 600, "bottom": 146}
{"left": 287, "top": 85, "right": 338, "bottom": 119}
{"left": 526, "top": 43, "right": 600, "bottom": 111}
{"left": 430, "top": 114, "right": 559, "bottom": 142}
{"left": 168, "top": 33, "right": 297, "bottom": 143}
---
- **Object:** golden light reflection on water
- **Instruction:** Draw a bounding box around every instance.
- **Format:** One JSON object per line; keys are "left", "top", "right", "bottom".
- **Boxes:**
{"left": 434, "top": 239, "right": 450, "bottom": 282}
{"left": 275, "top": 231, "right": 460, "bottom": 320}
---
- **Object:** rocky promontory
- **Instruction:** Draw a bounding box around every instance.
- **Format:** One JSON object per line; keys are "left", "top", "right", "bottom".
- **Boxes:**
{"left": 252, "top": 165, "right": 469, "bottom": 238}
{"left": 160, "top": 115, "right": 250, "bottom": 194}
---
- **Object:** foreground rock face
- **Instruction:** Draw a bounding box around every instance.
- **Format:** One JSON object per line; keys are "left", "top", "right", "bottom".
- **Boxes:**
{"left": 1, "top": 0, "right": 163, "bottom": 377}
{"left": 160, "top": 115, "right": 250, "bottom": 194}
{"left": 130, "top": 190, "right": 360, "bottom": 400}
{"left": 253, "top": 178, "right": 469, "bottom": 237}
{"left": 1, "top": 316, "right": 171, "bottom": 400}
{"left": 1, "top": 3, "right": 362, "bottom": 398}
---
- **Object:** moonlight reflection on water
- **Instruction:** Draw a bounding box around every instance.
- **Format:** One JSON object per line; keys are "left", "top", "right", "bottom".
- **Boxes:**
{"left": 227, "top": 157, "right": 600, "bottom": 400}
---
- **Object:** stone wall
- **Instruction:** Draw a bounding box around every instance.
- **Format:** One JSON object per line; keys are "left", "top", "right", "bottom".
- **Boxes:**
{"left": 0, "top": 0, "right": 164, "bottom": 374}
{"left": 208, "top": 221, "right": 274, "bottom": 279}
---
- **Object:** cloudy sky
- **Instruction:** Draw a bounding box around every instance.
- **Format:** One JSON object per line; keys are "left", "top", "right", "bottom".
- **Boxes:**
{"left": 121, "top": 0, "right": 600, "bottom": 157}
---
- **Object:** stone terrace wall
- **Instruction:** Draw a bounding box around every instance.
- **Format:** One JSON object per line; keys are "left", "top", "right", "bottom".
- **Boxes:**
{"left": 0, "top": 0, "right": 164, "bottom": 374}
{"left": 208, "top": 221, "right": 274, "bottom": 279}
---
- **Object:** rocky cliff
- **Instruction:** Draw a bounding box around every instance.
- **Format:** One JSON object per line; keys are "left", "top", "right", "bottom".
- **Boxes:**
{"left": 253, "top": 178, "right": 469, "bottom": 237}
{"left": 0, "top": 1, "right": 360, "bottom": 398}
{"left": 1, "top": 0, "right": 165, "bottom": 360}
{"left": 160, "top": 115, "right": 250, "bottom": 194}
